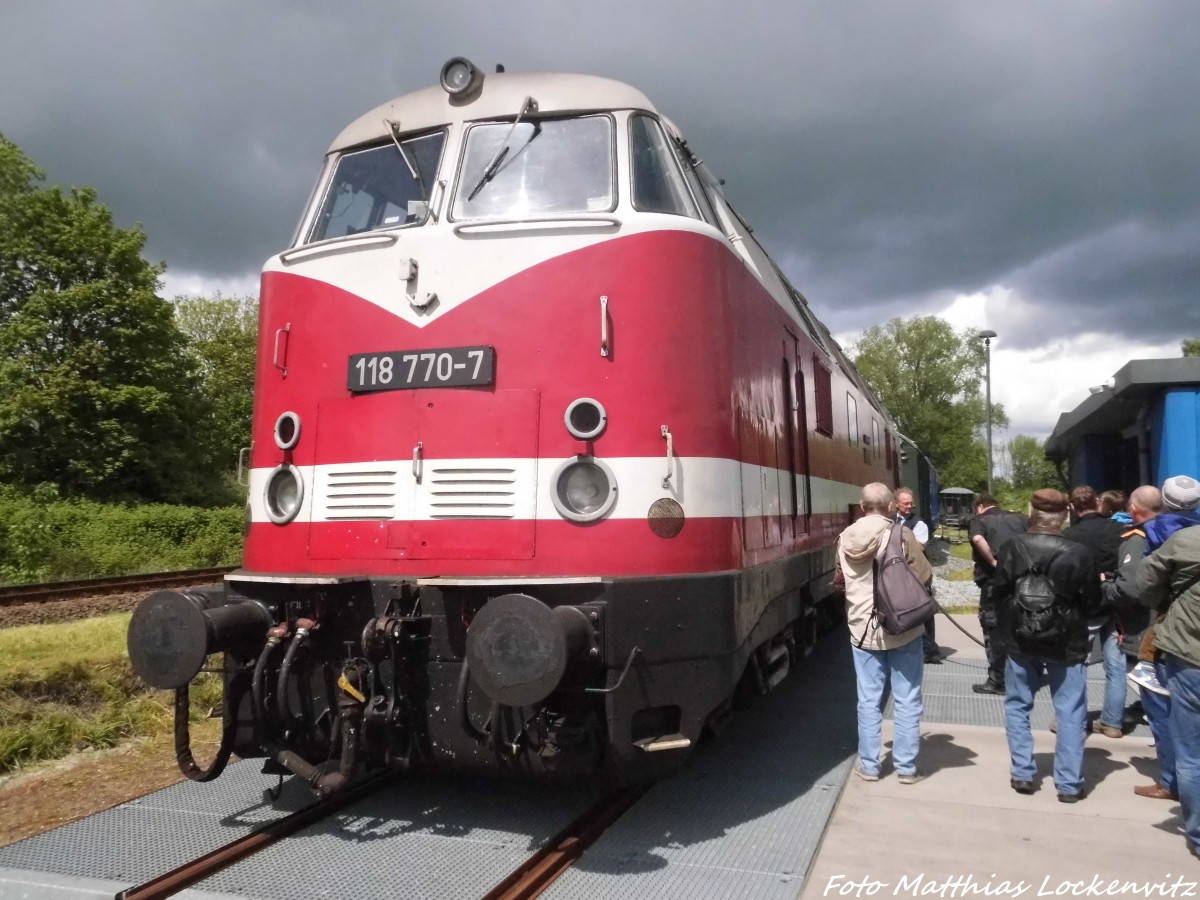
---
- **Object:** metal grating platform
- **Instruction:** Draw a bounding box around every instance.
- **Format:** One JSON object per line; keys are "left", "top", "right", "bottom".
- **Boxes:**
{"left": 0, "top": 759, "right": 318, "bottom": 897}
{"left": 544, "top": 635, "right": 859, "bottom": 900}
{"left": 181, "top": 773, "right": 603, "bottom": 900}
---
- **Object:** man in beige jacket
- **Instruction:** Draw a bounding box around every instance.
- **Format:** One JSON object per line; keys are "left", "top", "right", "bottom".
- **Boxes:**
{"left": 836, "top": 482, "right": 932, "bottom": 783}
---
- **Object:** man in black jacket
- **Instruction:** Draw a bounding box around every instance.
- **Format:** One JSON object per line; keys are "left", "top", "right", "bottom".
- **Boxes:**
{"left": 1061, "top": 485, "right": 1126, "bottom": 738}
{"left": 993, "top": 488, "right": 1100, "bottom": 803}
{"left": 969, "top": 494, "right": 1030, "bottom": 693}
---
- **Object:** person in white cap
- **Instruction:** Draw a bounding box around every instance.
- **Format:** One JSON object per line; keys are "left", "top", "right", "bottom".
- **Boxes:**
{"left": 1136, "top": 479, "right": 1200, "bottom": 859}
{"left": 1143, "top": 475, "right": 1200, "bottom": 553}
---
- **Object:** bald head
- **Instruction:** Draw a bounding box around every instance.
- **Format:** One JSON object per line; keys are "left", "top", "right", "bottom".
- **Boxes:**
{"left": 861, "top": 482, "right": 895, "bottom": 515}
{"left": 1129, "top": 485, "right": 1163, "bottom": 524}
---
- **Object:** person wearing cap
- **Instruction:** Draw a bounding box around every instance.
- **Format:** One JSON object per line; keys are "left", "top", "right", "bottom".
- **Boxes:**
{"left": 1136, "top": 474, "right": 1200, "bottom": 857}
{"left": 1132, "top": 472, "right": 1200, "bottom": 859}
{"left": 992, "top": 488, "right": 1101, "bottom": 803}
{"left": 1143, "top": 475, "right": 1200, "bottom": 553}
{"left": 1061, "top": 485, "right": 1126, "bottom": 738}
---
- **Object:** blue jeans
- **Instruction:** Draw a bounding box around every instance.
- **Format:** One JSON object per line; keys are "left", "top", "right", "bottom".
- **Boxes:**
{"left": 1141, "top": 661, "right": 1176, "bottom": 793}
{"left": 1098, "top": 620, "right": 1129, "bottom": 729}
{"left": 1005, "top": 653, "right": 1087, "bottom": 795}
{"left": 851, "top": 637, "right": 924, "bottom": 777}
{"left": 1163, "top": 654, "right": 1200, "bottom": 852}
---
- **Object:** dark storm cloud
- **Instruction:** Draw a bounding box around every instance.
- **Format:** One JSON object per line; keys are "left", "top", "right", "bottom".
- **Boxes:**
{"left": 1, "top": 0, "right": 1197, "bottom": 347}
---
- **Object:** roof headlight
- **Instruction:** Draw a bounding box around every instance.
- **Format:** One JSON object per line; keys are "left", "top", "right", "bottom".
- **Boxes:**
{"left": 440, "top": 57, "right": 483, "bottom": 99}
{"left": 551, "top": 456, "right": 617, "bottom": 523}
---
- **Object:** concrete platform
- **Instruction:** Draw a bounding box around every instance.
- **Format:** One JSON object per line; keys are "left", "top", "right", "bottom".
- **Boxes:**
{"left": 800, "top": 613, "right": 1196, "bottom": 898}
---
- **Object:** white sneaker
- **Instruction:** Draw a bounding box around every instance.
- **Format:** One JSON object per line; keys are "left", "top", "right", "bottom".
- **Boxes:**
{"left": 1128, "top": 661, "right": 1170, "bottom": 697}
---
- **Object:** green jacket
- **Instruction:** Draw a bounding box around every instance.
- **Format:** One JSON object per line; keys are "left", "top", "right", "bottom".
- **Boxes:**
{"left": 1137, "top": 524, "right": 1200, "bottom": 667}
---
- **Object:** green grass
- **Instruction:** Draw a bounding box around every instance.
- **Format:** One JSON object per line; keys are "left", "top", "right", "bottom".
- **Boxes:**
{"left": 0, "top": 612, "right": 222, "bottom": 775}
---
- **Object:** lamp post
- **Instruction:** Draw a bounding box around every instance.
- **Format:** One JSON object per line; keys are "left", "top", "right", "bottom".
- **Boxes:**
{"left": 979, "top": 329, "right": 997, "bottom": 496}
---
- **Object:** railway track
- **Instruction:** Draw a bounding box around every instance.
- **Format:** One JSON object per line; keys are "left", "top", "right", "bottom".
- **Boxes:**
{"left": 0, "top": 567, "right": 236, "bottom": 607}
{"left": 114, "top": 777, "right": 646, "bottom": 900}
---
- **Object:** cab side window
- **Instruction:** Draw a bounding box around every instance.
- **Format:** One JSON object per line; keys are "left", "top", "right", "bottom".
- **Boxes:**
{"left": 629, "top": 114, "right": 700, "bottom": 218}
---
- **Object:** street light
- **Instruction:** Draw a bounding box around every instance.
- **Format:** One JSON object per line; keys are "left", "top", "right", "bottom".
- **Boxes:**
{"left": 979, "top": 329, "right": 997, "bottom": 496}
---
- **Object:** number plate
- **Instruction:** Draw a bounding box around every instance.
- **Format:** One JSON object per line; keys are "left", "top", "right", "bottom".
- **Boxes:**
{"left": 348, "top": 345, "right": 495, "bottom": 392}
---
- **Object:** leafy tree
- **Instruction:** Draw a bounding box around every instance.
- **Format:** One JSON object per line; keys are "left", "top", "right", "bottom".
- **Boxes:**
{"left": 174, "top": 294, "right": 259, "bottom": 471}
{"left": 1183, "top": 338, "right": 1200, "bottom": 357}
{"left": 851, "top": 316, "right": 1008, "bottom": 490}
{"left": 1007, "top": 434, "right": 1060, "bottom": 490}
{"left": 0, "top": 132, "right": 212, "bottom": 503}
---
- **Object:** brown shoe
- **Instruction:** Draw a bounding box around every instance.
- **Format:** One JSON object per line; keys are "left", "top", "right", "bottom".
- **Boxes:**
{"left": 1093, "top": 723, "right": 1123, "bottom": 739}
{"left": 1133, "top": 784, "right": 1178, "bottom": 801}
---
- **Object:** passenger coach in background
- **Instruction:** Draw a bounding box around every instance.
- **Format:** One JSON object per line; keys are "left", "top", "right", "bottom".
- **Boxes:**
{"left": 128, "top": 59, "right": 905, "bottom": 793}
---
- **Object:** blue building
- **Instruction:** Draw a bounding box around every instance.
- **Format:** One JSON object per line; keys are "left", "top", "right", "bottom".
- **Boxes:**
{"left": 1045, "top": 358, "right": 1200, "bottom": 491}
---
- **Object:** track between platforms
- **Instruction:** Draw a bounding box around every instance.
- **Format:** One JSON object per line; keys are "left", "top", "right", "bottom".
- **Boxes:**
{"left": 483, "top": 785, "right": 648, "bottom": 900}
{"left": 0, "top": 567, "right": 236, "bottom": 606}
{"left": 111, "top": 777, "right": 645, "bottom": 900}
{"left": 115, "top": 773, "right": 393, "bottom": 900}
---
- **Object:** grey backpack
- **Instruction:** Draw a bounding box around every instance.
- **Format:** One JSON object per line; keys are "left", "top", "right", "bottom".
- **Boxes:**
{"left": 868, "top": 521, "right": 935, "bottom": 637}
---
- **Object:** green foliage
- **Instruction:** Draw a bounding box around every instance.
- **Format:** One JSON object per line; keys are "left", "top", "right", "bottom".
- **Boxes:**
{"left": 174, "top": 294, "right": 259, "bottom": 473}
{"left": 0, "top": 133, "right": 221, "bottom": 504}
{"left": 1184, "top": 338, "right": 1200, "bottom": 358}
{"left": 0, "top": 612, "right": 222, "bottom": 774}
{"left": 0, "top": 486, "right": 242, "bottom": 584}
{"left": 1006, "top": 434, "right": 1060, "bottom": 490}
{"left": 852, "top": 316, "right": 1009, "bottom": 490}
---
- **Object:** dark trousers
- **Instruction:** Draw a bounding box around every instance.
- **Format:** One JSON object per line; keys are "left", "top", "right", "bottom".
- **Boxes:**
{"left": 923, "top": 617, "right": 938, "bottom": 658}
{"left": 978, "top": 581, "right": 1006, "bottom": 686}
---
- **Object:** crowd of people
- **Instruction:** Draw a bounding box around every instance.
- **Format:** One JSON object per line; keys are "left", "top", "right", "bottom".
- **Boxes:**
{"left": 835, "top": 476, "right": 1200, "bottom": 859}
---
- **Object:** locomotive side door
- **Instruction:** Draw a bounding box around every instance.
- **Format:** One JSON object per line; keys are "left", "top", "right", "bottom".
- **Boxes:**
{"left": 790, "top": 340, "right": 812, "bottom": 535}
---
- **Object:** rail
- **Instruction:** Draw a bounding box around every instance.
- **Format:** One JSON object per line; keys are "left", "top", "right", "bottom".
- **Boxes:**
{"left": 115, "top": 773, "right": 393, "bottom": 900}
{"left": 0, "top": 567, "right": 237, "bottom": 607}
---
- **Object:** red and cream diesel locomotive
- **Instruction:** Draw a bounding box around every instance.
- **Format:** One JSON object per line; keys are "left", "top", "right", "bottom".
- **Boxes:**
{"left": 128, "top": 59, "right": 901, "bottom": 792}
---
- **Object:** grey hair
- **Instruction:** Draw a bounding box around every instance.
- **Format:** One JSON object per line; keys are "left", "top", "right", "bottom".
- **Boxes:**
{"left": 861, "top": 482, "right": 895, "bottom": 514}
{"left": 1129, "top": 485, "right": 1163, "bottom": 516}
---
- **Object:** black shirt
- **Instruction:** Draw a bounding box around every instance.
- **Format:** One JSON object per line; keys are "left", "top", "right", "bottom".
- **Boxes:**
{"left": 968, "top": 507, "right": 1030, "bottom": 583}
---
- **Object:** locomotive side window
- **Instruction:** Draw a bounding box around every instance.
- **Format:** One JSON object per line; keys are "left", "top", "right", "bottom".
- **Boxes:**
{"left": 846, "top": 394, "right": 859, "bottom": 447}
{"left": 310, "top": 131, "right": 446, "bottom": 241}
{"left": 814, "top": 358, "right": 834, "bottom": 436}
{"left": 629, "top": 115, "right": 701, "bottom": 218}
{"left": 452, "top": 116, "right": 615, "bottom": 219}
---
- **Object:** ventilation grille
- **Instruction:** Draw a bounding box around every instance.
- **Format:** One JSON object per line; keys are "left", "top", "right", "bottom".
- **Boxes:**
{"left": 322, "top": 470, "right": 398, "bottom": 520}
{"left": 424, "top": 466, "right": 518, "bottom": 519}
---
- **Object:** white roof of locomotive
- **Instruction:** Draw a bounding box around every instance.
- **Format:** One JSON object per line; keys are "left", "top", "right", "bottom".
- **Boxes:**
{"left": 329, "top": 71, "right": 658, "bottom": 153}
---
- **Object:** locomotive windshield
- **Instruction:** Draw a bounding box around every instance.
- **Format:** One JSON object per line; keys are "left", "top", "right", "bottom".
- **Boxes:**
{"left": 452, "top": 115, "right": 614, "bottom": 219}
{"left": 310, "top": 130, "right": 445, "bottom": 241}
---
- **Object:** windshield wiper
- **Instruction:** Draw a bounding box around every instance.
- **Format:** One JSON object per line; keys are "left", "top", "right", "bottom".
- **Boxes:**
{"left": 384, "top": 118, "right": 433, "bottom": 221}
{"left": 466, "top": 96, "right": 539, "bottom": 203}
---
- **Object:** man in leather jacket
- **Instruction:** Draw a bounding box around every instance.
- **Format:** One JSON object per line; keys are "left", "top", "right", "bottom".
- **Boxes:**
{"left": 992, "top": 488, "right": 1101, "bottom": 803}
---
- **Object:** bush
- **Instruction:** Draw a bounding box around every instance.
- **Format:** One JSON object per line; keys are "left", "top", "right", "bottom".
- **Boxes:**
{"left": 0, "top": 486, "right": 243, "bottom": 584}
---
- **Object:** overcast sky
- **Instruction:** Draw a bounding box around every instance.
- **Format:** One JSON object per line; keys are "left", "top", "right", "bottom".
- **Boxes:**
{"left": 2, "top": 1, "right": 1197, "bottom": 444}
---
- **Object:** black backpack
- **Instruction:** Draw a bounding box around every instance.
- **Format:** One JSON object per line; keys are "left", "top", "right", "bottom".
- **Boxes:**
{"left": 1011, "top": 539, "right": 1066, "bottom": 643}
{"left": 866, "top": 520, "right": 936, "bottom": 638}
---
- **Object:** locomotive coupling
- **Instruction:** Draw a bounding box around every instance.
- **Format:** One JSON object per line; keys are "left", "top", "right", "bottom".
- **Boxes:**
{"left": 127, "top": 590, "right": 272, "bottom": 689}
{"left": 465, "top": 593, "right": 597, "bottom": 706}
